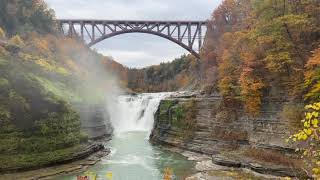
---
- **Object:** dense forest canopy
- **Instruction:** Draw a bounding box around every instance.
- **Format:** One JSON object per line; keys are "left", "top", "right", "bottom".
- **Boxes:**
{"left": 127, "top": 54, "right": 200, "bottom": 92}
{"left": 127, "top": 0, "right": 320, "bottom": 110}
{"left": 0, "top": 0, "right": 56, "bottom": 35}
{"left": 201, "top": 0, "right": 320, "bottom": 115}
{"left": 198, "top": 0, "right": 320, "bottom": 177}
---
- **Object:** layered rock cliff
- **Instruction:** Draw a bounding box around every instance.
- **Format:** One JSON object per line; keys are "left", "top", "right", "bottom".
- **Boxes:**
{"left": 150, "top": 93, "right": 303, "bottom": 177}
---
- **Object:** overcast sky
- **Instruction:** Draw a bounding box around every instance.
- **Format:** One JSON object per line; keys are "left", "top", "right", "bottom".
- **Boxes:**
{"left": 45, "top": 0, "right": 222, "bottom": 68}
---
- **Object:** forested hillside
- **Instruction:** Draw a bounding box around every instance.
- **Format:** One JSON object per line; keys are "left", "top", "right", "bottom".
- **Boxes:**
{"left": 0, "top": 0, "right": 124, "bottom": 171}
{"left": 130, "top": 0, "right": 320, "bottom": 110}
{"left": 199, "top": 0, "right": 320, "bottom": 177}
{"left": 127, "top": 54, "right": 200, "bottom": 92}
{"left": 144, "top": 0, "right": 320, "bottom": 177}
{"left": 201, "top": 0, "right": 320, "bottom": 114}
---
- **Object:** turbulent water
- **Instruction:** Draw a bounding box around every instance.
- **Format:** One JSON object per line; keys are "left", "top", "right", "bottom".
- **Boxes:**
{"left": 106, "top": 93, "right": 170, "bottom": 134}
{"left": 59, "top": 93, "right": 195, "bottom": 180}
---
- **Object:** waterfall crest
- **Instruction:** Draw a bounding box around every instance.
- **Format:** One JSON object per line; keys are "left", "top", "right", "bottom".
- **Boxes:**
{"left": 106, "top": 93, "right": 170, "bottom": 134}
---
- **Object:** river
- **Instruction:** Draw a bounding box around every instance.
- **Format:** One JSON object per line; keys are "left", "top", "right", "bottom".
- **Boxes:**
{"left": 58, "top": 93, "right": 195, "bottom": 180}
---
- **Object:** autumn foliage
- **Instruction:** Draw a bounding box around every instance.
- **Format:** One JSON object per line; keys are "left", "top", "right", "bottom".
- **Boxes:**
{"left": 201, "top": 0, "right": 320, "bottom": 115}
{"left": 201, "top": 0, "right": 320, "bottom": 176}
{"left": 305, "top": 48, "right": 320, "bottom": 101}
{"left": 127, "top": 54, "right": 199, "bottom": 92}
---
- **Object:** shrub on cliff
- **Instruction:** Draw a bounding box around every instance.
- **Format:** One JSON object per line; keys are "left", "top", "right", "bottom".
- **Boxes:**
{"left": 171, "top": 100, "right": 197, "bottom": 139}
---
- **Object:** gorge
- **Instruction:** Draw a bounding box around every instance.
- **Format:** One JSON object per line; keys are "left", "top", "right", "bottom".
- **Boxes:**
{"left": 60, "top": 93, "right": 196, "bottom": 180}
{"left": 58, "top": 91, "right": 302, "bottom": 179}
{"left": 0, "top": 0, "right": 320, "bottom": 179}
{"left": 1, "top": 92, "right": 303, "bottom": 179}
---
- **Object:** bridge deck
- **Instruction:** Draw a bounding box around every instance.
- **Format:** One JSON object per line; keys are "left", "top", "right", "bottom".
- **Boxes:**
{"left": 58, "top": 19, "right": 208, "bottom": 58}
{"left": 57, "top": 19, "right": 207, "bottom": 25}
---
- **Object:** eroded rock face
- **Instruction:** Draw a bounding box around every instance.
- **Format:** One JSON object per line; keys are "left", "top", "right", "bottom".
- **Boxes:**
{"left": 151, "top": 96, "right": 242, "bottom": 153}
{"left": 150, "top": 93, "right": 301, "bottom": 177}
{"left": 150, "top": 94, "right": 294, "bottom": 153}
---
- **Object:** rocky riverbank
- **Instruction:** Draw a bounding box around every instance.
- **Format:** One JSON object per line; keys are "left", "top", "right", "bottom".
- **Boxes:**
{"left": 150, "top": 92, "right": 304, "bottom": 178}
{"left": 0, "top": 103, "right": 114, "bottom": 179}
{"left": 1, "top": 142, "right": 110, "bottom": 180}
{"left": 160, "top": 146, "right": 284, "bottom": 179}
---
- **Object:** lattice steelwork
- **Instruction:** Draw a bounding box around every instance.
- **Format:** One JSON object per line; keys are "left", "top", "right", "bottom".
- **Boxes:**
{"left": 57, "top": 19, "right": 207, "bottom": 58}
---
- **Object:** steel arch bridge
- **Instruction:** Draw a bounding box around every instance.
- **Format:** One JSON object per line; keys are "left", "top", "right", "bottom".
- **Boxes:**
{"left": 57, "top": 19, "right": 208, "bottom": 59}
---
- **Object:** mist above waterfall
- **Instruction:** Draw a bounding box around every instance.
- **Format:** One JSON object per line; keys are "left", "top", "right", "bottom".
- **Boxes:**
{"left": 106, "top": 93, "right": 171, "bottom": 135}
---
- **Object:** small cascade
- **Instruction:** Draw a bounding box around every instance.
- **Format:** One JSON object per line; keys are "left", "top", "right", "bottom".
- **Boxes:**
{"left": 106, "top": 93, "right": 170, "bottom": 135}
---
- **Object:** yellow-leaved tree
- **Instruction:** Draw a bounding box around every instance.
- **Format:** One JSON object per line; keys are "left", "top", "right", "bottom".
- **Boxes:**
{"left": 305, "top": 48, "right": 320, "bottom": 101}
{"left": 290, "top": 102, "right": 320, "bottom": 178}
{"left": 8, "top": 35, "right": 25, "bottom": 47}
{"left": 289, "top": 48, "right": 320, "bottom": 178}
{"left": 0, "top": 27, "right": 7, "bottom": 56}
{"left": 0, "top": 27, "right": 5, "bottom": 40}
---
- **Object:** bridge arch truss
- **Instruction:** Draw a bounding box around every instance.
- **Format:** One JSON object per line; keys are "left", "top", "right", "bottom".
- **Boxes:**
{"left": 58, "top": 19, "right": 207, "bottom": 59}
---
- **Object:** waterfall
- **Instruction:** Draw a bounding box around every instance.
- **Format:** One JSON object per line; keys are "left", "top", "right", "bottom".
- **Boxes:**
{"left": 106, "top": 93, "right": 170, "bottom": 135}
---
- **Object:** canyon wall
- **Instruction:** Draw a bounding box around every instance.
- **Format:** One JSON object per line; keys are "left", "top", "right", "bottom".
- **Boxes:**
{"left": 150, "top": 94, "right": 301, "bottom": 177}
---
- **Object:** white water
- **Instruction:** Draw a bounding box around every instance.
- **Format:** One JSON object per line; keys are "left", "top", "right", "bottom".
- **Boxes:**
{"left": 106, "top": 93, "right": 171, "bottom": 134}
{"left": 59, "top": 92, "right": 195, "bottom": 180}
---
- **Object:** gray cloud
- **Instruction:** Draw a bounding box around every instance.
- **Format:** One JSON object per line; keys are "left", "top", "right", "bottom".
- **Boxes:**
{"left": 45, "top": 0, "right": 222, "bottom": 67}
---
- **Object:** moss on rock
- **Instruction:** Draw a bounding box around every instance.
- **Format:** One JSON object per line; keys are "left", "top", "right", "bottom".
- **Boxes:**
{"left": 157, "top": 99, "right": 198, "bottom": 140}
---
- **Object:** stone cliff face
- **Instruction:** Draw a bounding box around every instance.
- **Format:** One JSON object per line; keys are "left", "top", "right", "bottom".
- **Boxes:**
{"left": 74, "top": 104, "right": 113, "bottom": 139}
{"left": 150, "top": 94, "right": 302, "bottom": 177}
